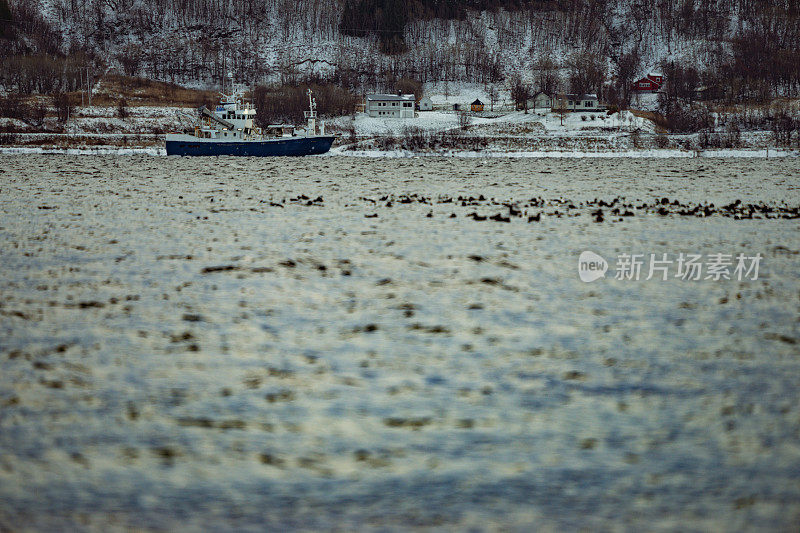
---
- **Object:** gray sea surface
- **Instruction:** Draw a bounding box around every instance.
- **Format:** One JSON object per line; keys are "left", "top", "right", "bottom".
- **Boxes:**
{"left": 1, "top": 155, "right": 799, "bottom": 531}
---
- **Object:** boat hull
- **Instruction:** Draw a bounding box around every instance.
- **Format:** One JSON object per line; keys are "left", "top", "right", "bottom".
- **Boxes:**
{"left": 165, "top": 136, "right": 335, "bottom": 156}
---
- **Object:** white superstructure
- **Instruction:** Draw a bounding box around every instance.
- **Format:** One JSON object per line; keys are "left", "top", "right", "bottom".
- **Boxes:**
{"left": 167, "top": 86, "right": 327, "bottom": 145}
{"left": 193, "top": 90, "right": 259, "bottom": 140}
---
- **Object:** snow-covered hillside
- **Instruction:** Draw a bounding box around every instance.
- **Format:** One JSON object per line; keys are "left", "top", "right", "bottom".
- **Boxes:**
{"left": 3, "top": 0, "right": 798, "bottom": 143}
{"left": 21, "top": 0, "right": 766, "bottom": 94}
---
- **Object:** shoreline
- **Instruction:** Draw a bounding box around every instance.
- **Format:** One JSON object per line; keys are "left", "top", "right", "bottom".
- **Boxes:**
{"left": 1, "top": 145, "right": 798, "bottom": 158}
{"left": 334, "top": 148, "right": 799, "bottom": 158}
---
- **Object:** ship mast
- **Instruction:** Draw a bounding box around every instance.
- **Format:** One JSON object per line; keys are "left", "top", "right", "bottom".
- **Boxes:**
{"left": 304, "top": 89, "right": 317, "bottom": 136}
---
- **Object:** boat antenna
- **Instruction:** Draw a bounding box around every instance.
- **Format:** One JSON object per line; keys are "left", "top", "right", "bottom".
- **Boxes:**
{"left": 304, "top": 89, "right": 317, "bottom": 136}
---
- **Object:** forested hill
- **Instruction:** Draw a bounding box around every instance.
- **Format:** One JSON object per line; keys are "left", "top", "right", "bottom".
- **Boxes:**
{"left": 1, "top": 0, "right": 799, "bottom": 106}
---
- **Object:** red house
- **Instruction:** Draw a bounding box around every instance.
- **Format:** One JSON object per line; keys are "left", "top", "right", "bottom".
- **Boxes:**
{"left": 632, "top": 73, "right": 663, "bottom": 92}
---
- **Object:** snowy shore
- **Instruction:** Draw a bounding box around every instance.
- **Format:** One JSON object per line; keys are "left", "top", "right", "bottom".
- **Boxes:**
{"left": 2, "top": 97, "right": 795, "bottom": 158}
{"left": 1, "top": 144, "right": 798, "bottom": 158}
{"left": 334, "top": 148, "right": 800, "bottom": 158}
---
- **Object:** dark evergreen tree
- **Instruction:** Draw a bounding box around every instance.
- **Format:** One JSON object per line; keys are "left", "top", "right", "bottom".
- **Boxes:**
{"left": 0, "top": 0, "right": 12, "bottom": 39}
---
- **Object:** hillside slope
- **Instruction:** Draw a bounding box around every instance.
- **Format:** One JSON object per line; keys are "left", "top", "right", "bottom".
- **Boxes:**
{"left": 9, "top": 0, "right": 793, "bottom": 101}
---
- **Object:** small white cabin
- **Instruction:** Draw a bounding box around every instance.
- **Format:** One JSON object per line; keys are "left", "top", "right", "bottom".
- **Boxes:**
{"left": 418, "top": 96, "right": 433, "bottom": 111}
{"left": 366, "top": 94, "right": 415, "bottom": 118}
{"left": 530, "top": 92, "right": 554, "bottom": 110}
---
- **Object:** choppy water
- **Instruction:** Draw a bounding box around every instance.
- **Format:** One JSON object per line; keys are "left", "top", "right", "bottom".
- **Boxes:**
{"left": 1, "top": 155, "right": 800, "bottom": 531}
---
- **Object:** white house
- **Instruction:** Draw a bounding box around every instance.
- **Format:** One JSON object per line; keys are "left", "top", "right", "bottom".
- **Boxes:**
{"left": 530, "top": 92, "right": 554, "bottom": 110}
{"left": 417, "top": 96, "right": 432, "bottom": 111}
{"left": 365, "top": 94, "right": 416, "bottom": 118}
{"left": 552, "top": 93, "right": 604, "bottom": 112}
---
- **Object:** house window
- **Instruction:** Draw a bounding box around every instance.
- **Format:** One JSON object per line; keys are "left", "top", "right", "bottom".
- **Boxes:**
{"left": 404, "top": 102, "right": 411, "bottom": 107}
{"left": 568, "top": 100, "right": 574, "bottom": 105}
{"left": 585, "top": 101, "right": 593, "bottom": 107}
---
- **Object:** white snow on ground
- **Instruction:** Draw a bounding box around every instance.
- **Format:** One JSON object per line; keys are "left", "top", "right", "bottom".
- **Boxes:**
{"left": 0, "top": 118, "right": 29, "bottom": 129}
{"left": 0, "top": 146, "right": 165, "bottom": 155}
{"left": 331, "top": 148, "right": 799, "bottom": 158}
{"left": 424, "top": 82, "right": 513, "bottom": 111}
{"left": 1, "top": 106, "right": 196, "bottom": 135}
{"left": 64, "top": 106, "right": 196, "bottom": 134}
{"left": 630, "top": 92, "right": 661, "bottom": 111}
{"left": 72, "top": 106, "right": 196, "bottom": 119}
{"left": 350, "top": 111, "right": 463, "bottom": 136}
{"left": 333, "top": 109, "right": 655, "bottom": 138}
{"left": 541, "top": 110, "right": 656, "bottom": 134}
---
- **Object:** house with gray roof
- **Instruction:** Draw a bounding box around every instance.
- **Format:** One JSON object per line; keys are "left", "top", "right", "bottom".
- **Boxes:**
{"left": 365, "top": 94, "right": 416, "bottom": 118}
{"left": 552, "top": 93, "right": 604, "bottom": 112}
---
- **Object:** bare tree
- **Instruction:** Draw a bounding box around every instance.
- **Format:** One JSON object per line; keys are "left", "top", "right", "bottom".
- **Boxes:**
{"left": 611, "top": 48, "right": 641, "bottom": 108}
{"left": 117, "top": 44, "right": 143, "bottom": 77}
{"left": 509, "top": 74, "right": 532, "bottom": 113}
{"left": 52, "top": 92, "right": 73, "bottom": 123}
{"left": 458, "top": 110, "right": 471, "bottom": 130}
{"left": 532, "top": 57, "right": 560, "bottom": 96}
{"left": 117, "top": 98, "right": 130, "bottom": 119}
{"left": 555, "top": 96, "right": 568, "bottom": 126}
{"left": 394, "top": 77, "right": 422, "bottom": 99}
{"left": 568, "top": 51, "right": 606, "bottom": 97}
{"left": 488, "top": 84, "right": 499, "bottom": 111}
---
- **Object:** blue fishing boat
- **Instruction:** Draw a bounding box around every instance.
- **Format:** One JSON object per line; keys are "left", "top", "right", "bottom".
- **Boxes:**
{"left": 166, "top": 88, "right": 335, "bottom": 156}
